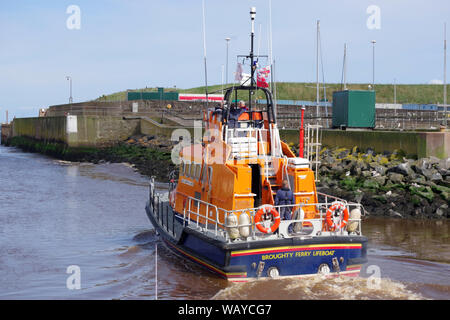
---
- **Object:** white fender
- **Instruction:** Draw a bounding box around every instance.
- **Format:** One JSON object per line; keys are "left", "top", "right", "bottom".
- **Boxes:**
{"left": 226, "top": 214, "right": 240, "bottom": 239}
{"left": 347, "top": 208, "right": 361, "bottom": 232}
{"left": 238, "top": 213, "right": 250, "bottom": 238}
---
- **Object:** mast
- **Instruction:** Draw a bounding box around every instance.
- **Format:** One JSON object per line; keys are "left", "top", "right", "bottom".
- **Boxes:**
{"left": 268, "top": 0, "right": 276, "bottom": 117}
{"left": 316, "top": 20, "right": 320, "bottom": 124}
{"left": 248, "top": 7, "right": 256, "bottom": 112}
{"left": 202, "top": 0, "right": 209, "bottom": 108}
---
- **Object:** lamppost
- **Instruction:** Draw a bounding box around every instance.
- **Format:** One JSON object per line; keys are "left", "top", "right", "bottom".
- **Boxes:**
{"left": 225, "top": 37, "right": 231, "bottom": 85}
{"left": 444, "top": 23, "right": 447, "bottom": 128}
{"left": 66, "top": 76, "right": 73, "bottom": 104}
{"left": 371, "top": 40, "right": 376, "bottom": 90}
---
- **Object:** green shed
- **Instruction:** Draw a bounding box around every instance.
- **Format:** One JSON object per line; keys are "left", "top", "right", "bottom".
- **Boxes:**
{"left": 332, "top": 90, "right": 375, "bottom": 128}
{"left": 127, "top": 87, "right": 179, "bottom": 101}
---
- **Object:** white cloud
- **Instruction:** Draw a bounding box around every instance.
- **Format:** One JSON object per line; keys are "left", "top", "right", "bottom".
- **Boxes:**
{"left": 429, "top": 79, "right": 444, "bottom": 85}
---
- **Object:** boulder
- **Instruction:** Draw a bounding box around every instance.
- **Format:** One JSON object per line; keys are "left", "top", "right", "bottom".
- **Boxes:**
{"left": 430, "top": 172, "right": 443, "bottom": 182}
{"left": 374, "top": 165, "right": 387, "bottom": 176}
{"left": 368, "top": 162, "right": 379, "bottom": 169}
{"left": 354, "top": 193, "right": 363, "bottom": 204}
{"left": 436, "top": 204, "right": 448, "bottom": 217}
{"left": 435, "top": 207, "right": 445, "bottom": 217}
{"left": 323, "top": 155, "right": 336, "bottom": 165}
{"left": 355, "top": 159, "right": 368, "bottom": 170}
{"left": 409, "top": 185, "right": 434, "bottom": 203}
{"left": 372, "top": 194, "right": 387, "bottom": 203}
{"left": 390, "top": 149, "right": 406, "bottom": 161}
{"left": 428, "top": 156, "right": 440, "bottom": 165}
{"left": 340, "top": 176, "right": 358, "bottom": 191}
{"left": 388, "top": 172, "right": 404, "bottom": 184}
{"left": 336, "top": 149, "right": 350, "bottom": 159}
{"left": 438, "top": 168, "right": 449, "bottom": 178}
{"left": 362, "top": 179, "right": 380, "bottom": 190}
{"left": 366, "top": 147, "right": 375, "bottom": 156}
{"left": 411, "top": 195, "right": 422, "bottom": 206}
{"left": 378, "top": 156, "right": 389, "bottom": 165}
{"left": 330, "top": 163, "right": 345, "bottom": 175}
{"left": 362, "top": 154, "right": 373, "bottom": 164}
{"left": 372, "top": 175, "right": 387, "bottom": 186}
{"left": 413, "top": 158, "right": 431, "bottom": 171}
{"left": 362, "top": 170, "right": 372, "bottom": 178}
{"left": 387, "top": 162, "right": 413, "bottom": 176}
{"left": 441, "top": 158, "right": 450, "bottom": 170}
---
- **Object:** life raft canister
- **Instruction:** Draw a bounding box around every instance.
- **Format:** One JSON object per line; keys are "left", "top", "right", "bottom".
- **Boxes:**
{"left": 326, "top": 201, "right": 349, "bottom": 231}
{"left": 255, "top": 206, "right": 281, "bottom": 234}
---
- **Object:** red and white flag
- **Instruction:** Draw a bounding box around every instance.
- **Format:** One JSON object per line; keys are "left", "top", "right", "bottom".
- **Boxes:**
{"left": 256, "top": 66, "right": 270, "bottom": 88}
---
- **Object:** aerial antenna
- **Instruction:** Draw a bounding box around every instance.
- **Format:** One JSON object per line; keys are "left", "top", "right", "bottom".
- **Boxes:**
{"left": 341, "top": 43, "right": 348, "bottom": 90}
{"left": 268, "top": 0, "right": 273, "bottom": 67}
{"left": 202, "top": 0, "right": 209, "bottom": 108}
{"left": 268, "top": 0, "right": 277, "bottom": 115}
{"left": 318, "top": 30, "right": 329, "bottom": 127}
{"left": 257, "top": 23, "right": 262, "bottom": 62}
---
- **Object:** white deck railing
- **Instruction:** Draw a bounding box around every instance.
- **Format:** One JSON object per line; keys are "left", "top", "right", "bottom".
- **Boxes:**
{"left": 177, "top": 193, "right": 365, "bottom": 242}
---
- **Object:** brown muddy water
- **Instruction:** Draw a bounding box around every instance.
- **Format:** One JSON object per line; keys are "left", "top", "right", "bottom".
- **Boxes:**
{"left": 0, "top": 145, "right": 449, "bottom": 300}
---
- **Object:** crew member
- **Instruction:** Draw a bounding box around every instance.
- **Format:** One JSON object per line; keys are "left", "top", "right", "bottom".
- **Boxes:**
{"left": 275, "top": 180, "right": 294, "bottom": 232}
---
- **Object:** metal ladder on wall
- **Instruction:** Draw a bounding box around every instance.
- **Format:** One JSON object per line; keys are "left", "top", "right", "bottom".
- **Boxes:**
{"left": 305, "top": 124, "right": 322, "bottom": 182}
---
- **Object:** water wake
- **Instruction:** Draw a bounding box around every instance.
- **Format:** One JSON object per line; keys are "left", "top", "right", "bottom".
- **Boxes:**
{"left": 212, "top": 276, "right": 425, "bottom": 300}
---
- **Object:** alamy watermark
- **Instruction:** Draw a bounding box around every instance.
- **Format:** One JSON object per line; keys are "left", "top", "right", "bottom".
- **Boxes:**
{"left": 367, "top": 5, "right": 381, "bottom": 30}
{"left": 366, "top": 264, "right": 381, "bottom": 289}
{"left": 66, "top": 5, "right": 81, "bottom": 30}
{"left": 66, "top": 265, "right": 81, "bottom": 290}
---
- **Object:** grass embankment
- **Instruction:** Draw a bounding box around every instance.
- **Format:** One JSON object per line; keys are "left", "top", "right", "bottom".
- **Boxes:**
{"left": 5, "top": 136, "right": 175, "bottom": 181}
{"left": 96, "top": 82, "right": 449, "bottom": 105}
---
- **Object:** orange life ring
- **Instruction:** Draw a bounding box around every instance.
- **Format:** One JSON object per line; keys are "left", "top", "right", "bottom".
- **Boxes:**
{"left": 326, "top": 202, "right": 349, "bottom": 231}
{"left": 238, "top": 112, "right": 250, "bottom": 121}
{"left": 255, "top": 206, "right": 280, "bottom": 234}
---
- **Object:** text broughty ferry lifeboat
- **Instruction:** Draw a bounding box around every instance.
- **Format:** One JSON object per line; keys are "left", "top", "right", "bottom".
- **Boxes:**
{"left": 145, "top": 7, "right": 368, "bottom": 282}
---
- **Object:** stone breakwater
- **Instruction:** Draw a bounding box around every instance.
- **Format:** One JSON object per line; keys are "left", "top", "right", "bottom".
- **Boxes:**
{"left": 310, "top": 146, "right": 449, "bottom": 219}
{"left": 6, "top": 133, "right": 449, "bottom": 219}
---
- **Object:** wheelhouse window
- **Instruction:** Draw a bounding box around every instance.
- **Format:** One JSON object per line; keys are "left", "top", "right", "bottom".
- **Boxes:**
{"left": 185, "top": 162, "right": 191, "bottom": 178}
{"left": 189, "top": 162, "right": 195, "bottom": 178}
{"left": 195, "top": 164, "right": 201, "bottom": 180}
{"left": 180, "top": 162, "right": 184, "bottom": 176}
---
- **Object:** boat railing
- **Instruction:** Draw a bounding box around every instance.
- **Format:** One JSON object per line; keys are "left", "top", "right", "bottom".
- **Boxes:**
{"left": 180, "top": 195, "right": 365, "bottom": 242}
{"left": 225, "top": 127, "right": 269, "bottom": 160}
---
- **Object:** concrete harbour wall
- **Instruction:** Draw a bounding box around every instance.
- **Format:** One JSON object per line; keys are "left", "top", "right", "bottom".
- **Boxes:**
{"left": 280, "top": 129, "right": 450, "bottom": 159}
{"left": 5, "top": 114, "right": 449, "bottom": 159}
{"left": 7, "top": 116, "right": 140, "bottom": 147}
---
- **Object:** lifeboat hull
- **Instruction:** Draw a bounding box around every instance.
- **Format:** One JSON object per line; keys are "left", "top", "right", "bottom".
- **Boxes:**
{"left": 146, "top": 201, "right": 368, "bottom": 282}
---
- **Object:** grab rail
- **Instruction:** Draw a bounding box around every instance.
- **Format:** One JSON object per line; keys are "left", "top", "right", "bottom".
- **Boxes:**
{"left": 180, "top": 195, "right": 365, "bottom": 242}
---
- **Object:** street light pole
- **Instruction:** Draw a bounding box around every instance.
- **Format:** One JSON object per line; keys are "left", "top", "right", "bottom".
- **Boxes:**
{"left": 66, "top": 76, "right": 73, "bottom": 104}
{"left": 444, "top": 23, "right": 447, "bottom": 127}
{"left": 371, "top": 40, "right": 376, "bottom": 90}
{"left": 394, "top": 78, "right": 397, "bottom": 104}
{"left": 225, "top": 37, "right": 231, "bottom": 85}
{"left": 394, "top": 78, "right": 397, "bottom": 120}
{"left": 221, "top": 64, "right": 224, "bottom": 95}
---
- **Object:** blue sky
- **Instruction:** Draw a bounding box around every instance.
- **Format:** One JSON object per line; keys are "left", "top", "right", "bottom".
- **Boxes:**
{"left": 0, "top": 0, "right": 449, "bottom": 119}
